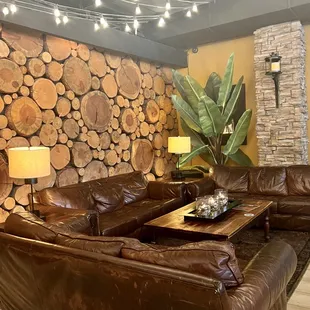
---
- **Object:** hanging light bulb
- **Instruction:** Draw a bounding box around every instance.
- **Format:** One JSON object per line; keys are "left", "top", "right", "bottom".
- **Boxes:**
{"left": 63, "top": 15, "right": 69, "bottom": 24}
{"left": 2, "top": 6, "right": 9, "bottom": 15}
{"left": 95, "top": 0, "right": 102, "bottom": 7}
{"left": 158, "top": 17, "right": 165, "bottom": 27}
{"left": 133, "top": 18, "right": 139, "bottom": 29}
{"left": 94, "top": 22, "right": 100, "bottom": 31}
{"left": 164, "top": 10, "right": 170, "bottom": 18}
{"left": 55, "top": 17, "right": 61, "bottom": 25}
{"left": 9, "top": 4, "right": 17, "bottom": 14}
{"left": 192, "top": 3, "right": 198, "bottom": 13}
{"left": 125, "top": 23, "right": 131, "bottom": 32}
{"left": 186, "top": 10, "right": 192, "bottom": 17}
{"left": 165, "top": 1, "right": 171, "bottom": 10}
{"left": 135, "top": 5, "right": 141, "bottom": 15}
{"left": 100, "top": 16, "right": 109, "bottom": 28}
{"left": 54, "top": 6, "right": 60, "bottom": 17}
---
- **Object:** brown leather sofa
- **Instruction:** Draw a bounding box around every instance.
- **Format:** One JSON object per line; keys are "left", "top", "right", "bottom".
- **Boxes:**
{"left": 0, "top": 212, "right": 297, "bottom": 310}
{"left": 34, "top": 171, "right": 186, "bottom": 237}
{"left": 187, "top": 165, "right": 310, "bottom": 231}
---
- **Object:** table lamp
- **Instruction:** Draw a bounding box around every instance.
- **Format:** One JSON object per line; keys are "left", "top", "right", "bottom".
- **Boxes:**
{"left": 168, "top": 136, "right": 191, "bottom": 180}
{"left": 8, "top": 146, "right": 50, "bottom": 217}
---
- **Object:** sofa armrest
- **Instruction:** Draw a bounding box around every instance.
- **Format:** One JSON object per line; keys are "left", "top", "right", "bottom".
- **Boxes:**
{"left": 228, "top": 240, "right": 297, "bottom": 310}
{"left": 148, "top": 181, "right": 186, "bottom": 201}
{"left": 35, "top": 204, "right": 100, "bottom": 236}
{"left": 186, "top": 177, "right": 215, "bottom": 202}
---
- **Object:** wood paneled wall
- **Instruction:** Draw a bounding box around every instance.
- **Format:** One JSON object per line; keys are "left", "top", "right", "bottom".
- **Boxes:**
{"left": 0, "top": 24, "right": 178, "bottom": 220}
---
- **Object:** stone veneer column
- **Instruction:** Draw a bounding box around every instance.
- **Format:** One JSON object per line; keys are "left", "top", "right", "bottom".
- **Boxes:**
{"left": 254, "top": 21, "right": 308, "bottom": 166}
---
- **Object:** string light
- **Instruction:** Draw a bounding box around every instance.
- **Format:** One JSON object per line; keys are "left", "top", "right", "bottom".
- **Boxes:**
{"left": 186, "top": 9, "right": 192, "bottom": 17}
{"left": 135, "top": 5, "right": 141, "bottom": 15}
{"left": 164, "top": 10, "right": 170, "bottom": 18}
{"left": 63, "top": 15, "right": 69, "bottom": 24}
{"left": 165, "top": 1, "right": 171, "bottom": 10}
{"left": 95, "top": 0, "right": 102, "bottom": 7}
{"left": 54, "top": 6, "right": 60, "bottom": 17}
{"left": 192, "top": 3, "right": 198, "bottom": 12}
{"left": 94, "top": 22, "right": 100, "bottom": 31}
{"left": 2, "top": 6, "right": 9, "bottom": 15}
{"left": 158, "top": 17, "right": 165, "bottom": 27}
{"left": 55, "top": 17, "right": 61, "bottom": 25}
{"left": 133, "top": 18, "right": 139, "bottom": 29}
{"left": 125, "top": 23, "right": 131, "bottom": 32}
{"left": 9, "top": 4, "right": 17, "bottom": 14}
{"left": 100, "top": 16, "right": 109, "bottom": 28}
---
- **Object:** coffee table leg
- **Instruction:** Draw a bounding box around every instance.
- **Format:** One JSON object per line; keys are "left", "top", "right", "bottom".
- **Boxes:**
{"left": 264, "top": 209, "right": 270, "bottom": 242}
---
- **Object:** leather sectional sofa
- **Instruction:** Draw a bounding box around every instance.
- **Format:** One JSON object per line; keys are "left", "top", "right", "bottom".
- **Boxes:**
{"left": 0, "top": 211, "right": 297, "bottom": 310}
{"left": 33, "top": 171, "right": 186, "bottom": 237}
{"left": 187, "top": 165, "right": 310, "bottom": 231}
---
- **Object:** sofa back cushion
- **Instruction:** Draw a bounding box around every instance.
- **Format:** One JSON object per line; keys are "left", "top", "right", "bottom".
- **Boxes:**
{"left": 4, "top": 212, "right": 68, "bottom": 243}
{"left": 90, "top": 171, "right": 148, "bottom": 205}
{"left": 122, "top": 240, "right": 243, "bottom": 287}
{"left": 286, "top": 165, "right": 310, "bottom": 195}
{"left": 210, "top": 166, "right": 249, "bottom": 193}
{"left": 35, "top": 184, "right": 95, "bottom": 210}
{"left": 91, "top": 184, "right": 124, "bottom": 214}
{"left": 249, "top": 167, "right": 288, "bottom": 196}
{"left": 55, "top": 234, "right": 140, "bottom": 257}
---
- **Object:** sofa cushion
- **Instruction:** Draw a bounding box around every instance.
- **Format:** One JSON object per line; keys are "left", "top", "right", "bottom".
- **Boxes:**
{"left": 91, "top": 184, "right": 124, "bottom": 214}
{"left": 278, "top": 196, "right": 310, "bottom": 216}
{"left": 35, "top": 185, "right": 95, "bottom": 210}
{"left": 210, "top": 166, "right": 249, "bottom": 193}
{"left": 55, "top": 234, "right": 139, "bottom": 257}
{"left": 122, "top": 240, "right": 243, "bottom": 287}
{"left": 4, "top": 212, "right": 68, "bottom": 243}
{"left": 249, "top": 167, "right": 288, "bottom": 196}
{"left": 286, "top": 165, "right": 310, "bottom": 195}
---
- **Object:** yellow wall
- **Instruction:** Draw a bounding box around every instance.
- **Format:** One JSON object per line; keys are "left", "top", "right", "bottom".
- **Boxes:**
{"left": 187, "top": 35, "right": 257, "bottom": 166}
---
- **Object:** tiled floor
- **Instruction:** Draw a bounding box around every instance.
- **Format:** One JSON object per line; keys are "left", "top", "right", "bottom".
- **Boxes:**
{"left": 288, "top": 265, "right": 310, "bottom": 309}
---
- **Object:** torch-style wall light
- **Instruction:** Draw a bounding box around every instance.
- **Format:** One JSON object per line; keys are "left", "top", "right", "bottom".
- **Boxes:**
{"left": 265, "top": 52, "right": 282, "bottom": 108}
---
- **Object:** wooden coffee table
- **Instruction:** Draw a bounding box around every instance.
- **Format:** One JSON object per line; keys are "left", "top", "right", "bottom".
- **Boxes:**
{"left": 144, "top": 199, "right": 272, "bottom": 242}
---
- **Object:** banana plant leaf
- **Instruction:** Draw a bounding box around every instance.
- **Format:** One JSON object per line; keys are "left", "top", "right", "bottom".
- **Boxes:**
{"left": 183, "top": 75, "right": 208, "bottom": 114}
{"left": 180, "top": 165, "right": 210, "bottom": 173}
{"left": 204, "top": 72, "right": 222, "bottom": 103}
{"left": 172, "top": 95, "right": 202, "bottom": 133}
{"left": 228, "top": 149, "right": 253, "bottom": 166}
{"left": 218, "top": 53, "right": 234, "bottom": 109}
{"left": 223, "top": 109, "right": 252, "bottom": 156}
{"left": 181, "top": 119, "right": 204, "bottom": 147}
{"left": 180, "top": 145, "right": 214, "bottom": 166}
{"left": 223, "top": 76, "right": 244, "bottom": 126}
{"left": 200, "top": 152, "right": 217, "bottom": 166}
{"left": 172, "top": 70, "right": 188, "bottom": 101}
{"left": 198, "top": 96, "right": 225, "bottom": 137}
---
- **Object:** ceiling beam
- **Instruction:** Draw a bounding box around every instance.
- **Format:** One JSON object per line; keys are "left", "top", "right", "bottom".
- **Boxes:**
{"left": 0, "top": 6, "right": 187, "bottom": 68}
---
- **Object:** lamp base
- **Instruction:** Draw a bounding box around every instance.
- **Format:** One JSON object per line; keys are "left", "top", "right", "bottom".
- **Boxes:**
{"left": 171, "top": 170, "right": 185, "bottom": 180}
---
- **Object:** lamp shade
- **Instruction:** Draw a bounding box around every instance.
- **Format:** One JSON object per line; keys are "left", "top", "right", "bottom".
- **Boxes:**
{"left": 168, "top": 137, "right": 191, "bottom": 154}
{"left": 8, "top": 147, "right": 50, "bottom": 179}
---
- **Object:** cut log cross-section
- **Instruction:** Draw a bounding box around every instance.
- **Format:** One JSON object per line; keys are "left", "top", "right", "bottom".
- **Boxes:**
{"left": 39, "top": 124, "right": 58, "bottom": 146}
{"left": 14, "top": 184, "right": 31, "bottom": 206}
{"left": 131, "top": 139, "right": 154, "bottom": 174}
{"left": 6, "top": 97, "right": 42, "bottom": 136}
{"left": 45, "top": 35, "right": 71, "bottom": 61}
{"left": 116, "top": 61, "right": 141, "bottom": 99}
{"left": 63, "top": 57, "right": 91, "bottom": 95}
{"left": 0, "top": 59, "right": 23, "bottom": 93}
{"left": 51, "top": 144, "right": 70, "bottom": 170}
{"left": 121, "top": 108, "right": 137, "bottom": 134}
{"left": 77, "top": 44, "right": 90, "bottom": 62}
{"left": 46, "top": 61, "right": 63, "bottom": 82}
{"left": 101, "top": 74, "right": 118, "bottom": 98}
{"left": 33, "top": 166, "right": 56, "bottom": 191}
{"left": 99, "top": 132, "right": 111, "bottom": 149}
{"left": 0, "top": 154, "right": 13, "bottom": 205}
{"left": 105, "top": 53, "right": 121, "bottom": 69}
{"left": 72, "top": 142, "right": 93, "bottom": 168}
{"left": 10, "top": 51, "right": 26, "bottom": 66}
{"left": 153, "top": 76, "right": 165, "bottom": 95}
{"left": 56, "top": 97, "right": 71, "bottom": 117}
{"left": 2, "top": 27, "right": 43, "bottom": 57}
{"left": 56, "top": 168, "right": 79, "bottom": 187}
{"left": 27, "top": 58, "right": 45, "bottom": 77}
{"left": 32, "top": 78, "right": 58, "bottom": 109}
{"left": 144, "top": 100, "right": 160, "bottom": 123}
{"left": 114, "top": 162, "right": 133, "bottom": 175}
{"left": 81, "top": 91, "right": 112, "bottom": 132}
{"left": 82, "top": 161, "right": 108, "bottom": 182}
{"left": 152, "top": 157, "right": 165, "bottom": 177}
{"left": 0, "top": 40, "right": 9, "bottom": 58}
{"left": 63, "top": 119, "right": 79, "bottom": 139}
{"left": 89, "top": 50, "right": 107, "bottom": 77}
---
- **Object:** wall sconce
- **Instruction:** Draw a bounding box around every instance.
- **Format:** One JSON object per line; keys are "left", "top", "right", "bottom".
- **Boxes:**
{"left": 265, "top": 52, "right": 282, "bottom": 108}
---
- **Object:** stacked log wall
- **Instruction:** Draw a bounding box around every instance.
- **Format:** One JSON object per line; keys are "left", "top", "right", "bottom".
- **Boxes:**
{"left": 0, "top": 24, "right": 179, "bottom": 218}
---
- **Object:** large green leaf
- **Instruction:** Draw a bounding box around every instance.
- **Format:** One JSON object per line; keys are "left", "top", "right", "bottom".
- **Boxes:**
{"left": 218, "top": 53, "right": 234, "bottom": 109}
{"left": 172, "top": 70, "right": 187, "bottom": 101}
{"left": 183, "top": 75, "right": 207, "bottom": 114}
{"left": 228, "top": 149, "right": 253, "bottom": 166}
{"left": 223, "top": 109, "right": 252, "bottom": 155}
{"left": 200, "top": 152, "right": 217, "bottom": 166}
{"left": 179, "top": 145, "right": 214, "bottom": 166}
{"left": 204, "top": 72, "right": 222, "bottom": 103}
{"left": 223, "top": 76, "right": 244, "bottom": 126}
{"left": 172, "top": 95, "right": 202, "bottom": 133}
{"left": 198, "top": 96, "right": 225, "bottom": 137}
{"left": 181, "top": 119, "right": 204, "bottom": 147}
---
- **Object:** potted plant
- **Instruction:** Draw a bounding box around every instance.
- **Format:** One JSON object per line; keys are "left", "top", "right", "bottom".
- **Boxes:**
{"left": 172, "top": 53, "right": 253, "bottom": 167}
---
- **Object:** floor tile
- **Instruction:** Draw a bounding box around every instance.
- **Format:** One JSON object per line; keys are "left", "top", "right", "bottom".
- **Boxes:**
{"left": 289, "top": 291, "right": 310, "bottom": 308}
{"left": 288, "top": 305, "right": 310, "bottom": 310}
